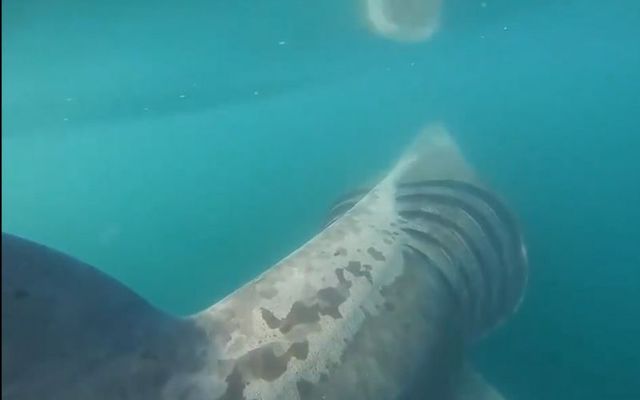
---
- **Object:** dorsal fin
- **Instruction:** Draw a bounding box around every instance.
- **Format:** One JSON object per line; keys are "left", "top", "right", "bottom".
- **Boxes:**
{"left": 326, "top": 123, "right": 480, "bottom": 226}
{"left": 394, "top": 123, "right": 478, "bottom": 184}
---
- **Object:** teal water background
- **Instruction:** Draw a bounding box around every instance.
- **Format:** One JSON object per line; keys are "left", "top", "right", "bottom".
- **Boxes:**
{"left": 2, "top": 1, "right": 639, "bottom": 398}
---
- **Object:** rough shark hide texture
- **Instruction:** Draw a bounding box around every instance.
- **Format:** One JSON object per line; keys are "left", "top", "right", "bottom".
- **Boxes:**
{"left": 2, "top": 123, "right": 527, "bottom": 400}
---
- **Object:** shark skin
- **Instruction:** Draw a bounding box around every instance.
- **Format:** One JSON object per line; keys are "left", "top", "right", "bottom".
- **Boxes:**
{"left": 1, "top": 124, "right": 527, "bottom": 400}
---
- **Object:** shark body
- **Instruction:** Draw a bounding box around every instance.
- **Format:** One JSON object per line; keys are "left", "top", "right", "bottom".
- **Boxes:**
{"left": 2, "top": 124, "right": 528, "bottom": 400}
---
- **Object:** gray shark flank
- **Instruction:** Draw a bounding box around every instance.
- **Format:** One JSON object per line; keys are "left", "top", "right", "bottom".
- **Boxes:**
{"left": 2, "top": 124, "right": 528, "bottom": 400}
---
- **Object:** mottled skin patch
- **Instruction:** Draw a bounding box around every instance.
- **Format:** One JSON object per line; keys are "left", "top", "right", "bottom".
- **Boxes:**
{"left": 317, "top": 287, "right": 347, "bottom": 318}
{"left": 344, "top": 261, "right": 373, "bottom": 284}
{"left": 290, "top": 341, "right": 310, "bottom": 358}
{"left": 261, "top": 308, "right": 281, "bottom": 329}
{"left": 296, "top": 379, "right": 314, "bottom": 399}
{"left": 260, "top": 274, "right": 351, "bottom": 334}
{"left": 258, "top": 286, "right": 279, "bottom": 299}
{"left": 220, "top": 341, "right": 310, "bottom": 399}
{"left": 367, "top": 247, "right": 387, "bottom": 261}
{"left": 333, "top": 247, "right": 348, "bottom": 257}
{"left": 250, "top": 348, "right": 288, "bottom": 379}
{"left": 293, "top": 246, "right": 464, "bottom": 400}
{"left": 279, "top": 302, "right": 322, "bottom": 333}
{"left": 219, "top": 366, "right": 246, "bottom": 400}
{"left": 335, "top": 268, "right": 352, "bottom": 288}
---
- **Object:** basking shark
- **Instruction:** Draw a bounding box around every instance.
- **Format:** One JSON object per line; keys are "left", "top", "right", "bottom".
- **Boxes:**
{"left": 2, "top": 124, "right": 528, "bottom": 400}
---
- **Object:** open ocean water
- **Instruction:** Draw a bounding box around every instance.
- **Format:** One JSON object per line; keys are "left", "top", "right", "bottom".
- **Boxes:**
{"left": 2, "top": 0, "right": 639, "bottom": 399}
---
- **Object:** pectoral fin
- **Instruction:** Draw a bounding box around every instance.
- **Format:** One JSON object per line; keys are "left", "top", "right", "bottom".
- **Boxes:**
{"left": 451, "top": 363, "right": 506, "bottom": 400}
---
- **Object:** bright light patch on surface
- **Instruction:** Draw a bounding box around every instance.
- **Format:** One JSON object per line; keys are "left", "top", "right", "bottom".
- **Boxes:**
{"left": 365, "top": 0, "right": 442, "bottom": 42}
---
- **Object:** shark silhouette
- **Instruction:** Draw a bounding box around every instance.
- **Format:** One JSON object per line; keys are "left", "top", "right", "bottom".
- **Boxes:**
{"left": 2, "top": 124, "right": 528, "bottom": 400}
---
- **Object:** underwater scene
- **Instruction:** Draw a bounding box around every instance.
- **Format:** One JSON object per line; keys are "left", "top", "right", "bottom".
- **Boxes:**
{"left": 2, "top": 0, "right": 639, "bottom": 399}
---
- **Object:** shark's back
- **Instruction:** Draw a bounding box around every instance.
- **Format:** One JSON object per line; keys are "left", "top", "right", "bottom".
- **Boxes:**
{"left": 193, "top": 124, "right": 528, "bottom": 399}
{"left": 1, "top": 124, "right": 527, "bottom": 400}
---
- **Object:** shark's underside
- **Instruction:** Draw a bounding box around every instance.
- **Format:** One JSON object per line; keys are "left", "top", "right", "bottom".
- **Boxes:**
{"left": 1, "top": 124, "right": 528, "bottom": 400}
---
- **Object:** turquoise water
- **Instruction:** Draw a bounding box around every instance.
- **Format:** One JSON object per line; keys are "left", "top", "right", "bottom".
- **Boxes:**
{"left": 2, "top": 0, "right": 639, "bottom": 398}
